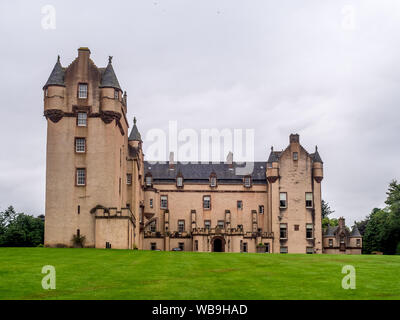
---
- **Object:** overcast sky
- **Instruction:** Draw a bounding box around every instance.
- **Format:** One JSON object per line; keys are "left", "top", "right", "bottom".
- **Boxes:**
{"left": 0, "top": 1, "right": 399, "bottom": 223}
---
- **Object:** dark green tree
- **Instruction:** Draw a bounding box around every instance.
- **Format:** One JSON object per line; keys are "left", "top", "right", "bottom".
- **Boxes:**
{"left": 321, "top": 200, "right": 334, "bottom": 219}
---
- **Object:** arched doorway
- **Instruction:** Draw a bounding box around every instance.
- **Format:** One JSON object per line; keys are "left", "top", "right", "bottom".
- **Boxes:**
{"left": 212, "top": 236, "right": 225, "bottom": 252}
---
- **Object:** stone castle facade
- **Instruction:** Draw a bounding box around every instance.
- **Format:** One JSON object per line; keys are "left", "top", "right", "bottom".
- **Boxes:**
{"left": 43, "top": 48, "right": 362, "bottom": 254}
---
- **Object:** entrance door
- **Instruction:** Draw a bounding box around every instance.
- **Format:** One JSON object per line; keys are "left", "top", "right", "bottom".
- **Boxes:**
{"left": 212, "top": 237, "right": 225, "bottom": 252}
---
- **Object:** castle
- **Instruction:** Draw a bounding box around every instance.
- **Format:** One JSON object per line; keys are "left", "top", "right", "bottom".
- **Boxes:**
{"left": 43, "top": 48, "right": 362, "bottom": 254}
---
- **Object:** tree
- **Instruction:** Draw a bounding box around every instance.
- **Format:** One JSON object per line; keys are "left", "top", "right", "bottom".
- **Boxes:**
{"left": 321, "top": 200, "right": 334, "bottom": 219}
{"left": 0, "top": 206, "right": 44, "bottom": 247}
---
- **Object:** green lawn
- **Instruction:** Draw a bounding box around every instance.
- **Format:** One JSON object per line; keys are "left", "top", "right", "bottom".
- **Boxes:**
{"left": 0, "top": 248, "right": 399, "bottom": 300}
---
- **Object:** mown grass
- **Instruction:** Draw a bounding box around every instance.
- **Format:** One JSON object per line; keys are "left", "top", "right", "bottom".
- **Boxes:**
{"left": 0, "top": 248, "right": 399, "bottom": 300}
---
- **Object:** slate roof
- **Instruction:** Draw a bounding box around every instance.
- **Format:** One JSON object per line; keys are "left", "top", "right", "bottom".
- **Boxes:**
{"left": 128, "top": 117, "right": 142, "bottom": 141}
{"left": 144, "top": 161, "right": 267, "bottom": 184}
{"left": 311, "top": 147, "right": 323, "bottom": 163}
{"left": 267, "top": 150, "right": 281, "bottom": 163}
{"left": 324, "top": 225, "right": 338, "bottom": 237}
{"left": 350, "top": 225, "right": 361, "bottom": 237}
{"left": 43, "top": 56, "right": 65, "bottom": 89}
{"left": 100, "top": 57, "right": 121, "bottom": 90}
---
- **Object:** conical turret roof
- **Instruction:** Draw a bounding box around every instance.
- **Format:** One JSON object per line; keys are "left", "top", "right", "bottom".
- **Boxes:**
{"left": 312, "top": 146, "right": 323, "bottom": 163}
{"left": 129, "top": 117, "right": 142, "bottom": 141}
{"left": 43, "top": 55, "right": 65, "bottom": 89}
{"left": 100, "top": 56, "right": 121, "bottom": 91}
{"left": 350, "top": 225, "right": 362, "bottom": 237}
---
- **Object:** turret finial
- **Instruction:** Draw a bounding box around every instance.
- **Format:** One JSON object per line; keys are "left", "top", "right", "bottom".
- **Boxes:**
{"left": 133, "top": 117, "right": 137, "bottom": 125}
{"left": 316, "top": 145, "right": 318, "bottom": 151}
{"left": 108, "top": 56, "right": 113, "bottom": 64}
{"left": 271, "top": 146, "right": 274, "bottom": 152}
{"left": 57, "top": 55, "right": 60, "bottom": 62}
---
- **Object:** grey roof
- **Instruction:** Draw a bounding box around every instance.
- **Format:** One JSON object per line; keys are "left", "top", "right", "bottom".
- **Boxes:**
{"left": 350, "top": 225, "right": 362, "bottom": 237}
{"left": 144, "top": 161, "right": 267, "bottom": 184}
{"left": 43, "top": 56, "right": 65, "bottom": 89}
{"left": 324, "top": 225, "right": 338, "bottom": 236}
{"left": 267, "top": 149, "right": 281, "bottom": 163}
{"left": 128, "top": 118, "right": 142, "bottom": 141}
{"left": 311, "top": 147, "right": 323, "bottom": 163}
{"left": 100, "top": 57, "right": 121, "bottom": 90}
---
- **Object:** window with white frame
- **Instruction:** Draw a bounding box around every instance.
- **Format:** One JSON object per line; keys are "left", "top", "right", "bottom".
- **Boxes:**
{"left": 160, "top": 196, "right": 168, "bottom": 209}
{"left": 78, "top": 84, "right": 88, "bottom": 99}
{"left": 77, "top": 112, "right": 87, "bottom": 127}
{"left": 244, "top": 176, "right": 251, "bottom": 188}
{"left": 114, "top": 89, "right": 119, "bottom": 100}
{"left": 280, "top": 193, "right": 287, "bottom": 208}
{"left": 203, "top": 196, "right": 211, "bottom": 209}
{"left": 176, "top": 176, "right": 183, "bottom": 187}
{"left": 204, "top": 220, "right": 211, "bottom": 230}
{"left": 293, "top": 152, "right": 298, "bottom": 160}
{"left": 280, "top": 246, "right": 288, "bottom": 254}
{"left": 217, "top": 220, "right": 225, "bottom": 229}
{"left": 305, "top": 192, "right": 313, "bottom": 208}
{"left": 306, "top": 223, "right": 313, "bottom": 239}
{"left": 145, "top": 175, "right": 152, "bottom": 187}
{"left": 280, "top": 223, "right": 287, "bottom": 239}
{"left": 126, "top": 174, "right": 132, "bottom": 185}
{"left": 76, "top": 168, "right": 86, "bottom": 186}
{"left": 75, "top": 138, "right": 85, "bottom": 153}
{"left": 210, "top": 176, "right": 217, "bottom": 187}
{"left": 178, "top": 220, "right": 185, "bottom": 233}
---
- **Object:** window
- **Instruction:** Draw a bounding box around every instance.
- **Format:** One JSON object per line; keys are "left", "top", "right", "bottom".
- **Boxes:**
{"left": 176, "top": 176, "right": 183, "bottom": 187}
{"left": 76, "top": 168, "right": 86, "bottom": 186}
{"left": 237, "top": 200, "right": 243, "bottom": 210}
{"left": 114, "top": 90, "right": 119, "bottom": 100}
{"left": 77, "top": 229, "right": 80, "bottom": 237}
{"left": 78, "top": 84, "right": 88, "bottom": 99}
{"left": 280, "top": 223, "right": 287, "bottom": 239}
{"left": 356, "top": 239, "right": 361, "bottom": 247}
{"left": 77, "top": 112, "right": 87, "bottom": 127}
{"left": 306, "top": 224, "right": 313, "bottom": 239}
{"left": 178, "top": 220, "right": 185, "bottom": 233}
{"left": 329, "top": 239, "right": 333, "bottom": 247}
{"left": 126, "top": 174, "right": 132, "bottom": 185}
{"left": 77, "top": 205, "right": 80, "bottom": 214}
{"left": 294, "top": 224, "right": 299, "bottom": 231}
{"left": 244, "top": 176, "right": 251, "bottom": 188}
{"left": 204, "top": 220, "right": 211, "bottom": 230}
{"left": 150, "top": 199, "right": 153, "bottom": 208}
{"left": 305, "top": 192, "right": 313, "bottom": 208}
{"left": 126, "top": 203, "right": 130, "bottom": 209}
{"left": 280, "top": 193, "right": 287, "bottom": 208}
{"left": 151, "top": 243, "right": 156, "bottom": 250}
{"left": 145, "top": 175, "right": 152, "bottom": 187}
{"left": 194, "top": 240, "right": 198, "bottom": 251}
{"left": 149, "top": 221, "right": 156, "bottom": 233}
{"left": 280, "top": 246, "right": 288, "bottom": 254}
{"left": 179, "top": 242, "right": 184, "bottom": 251}
{"left": 210, "top": 176, "right": 217, "bottom": 187}
{"left": 75, "top": 138, "right": 86, "bottom": 153}
{"left": 259, "top": 205, "right": 264, "bottom": 214}
{"left": 306, "top": 247, "right": 314, "bottom": 254}
{"left": 243, "top": 242, "right": 248, "bottom": 253}
{"left": 45, "top": 88, "right": 48, "bottom": 97}
{"left": 203, "top": 196, "right": 211, "bottom": 209}
{"left": 264, "top": 243, "right": 270, "bottom": 253}
{"left": 217, "top": 221, "right": 225, "bottom": 229}
{"left": 293, "top": 152, "right": 298, "bottom": 160}
{"left": 160, "top": 196, "right": 168, "bottom": 209}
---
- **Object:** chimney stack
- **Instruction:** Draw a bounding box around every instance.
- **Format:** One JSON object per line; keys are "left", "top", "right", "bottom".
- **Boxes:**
{"left": 169, "top": 152, "right": 175, "bottom": 169}
{"left": 289, "top": 134, "right": 300, "bottom": 144}
{"left": 226, "top": 151, "right": 233, "bottom": 168}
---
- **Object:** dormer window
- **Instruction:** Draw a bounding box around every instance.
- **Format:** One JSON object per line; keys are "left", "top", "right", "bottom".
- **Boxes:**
{"left": 145, "top": 175, "right": 152, "bottom": 187}
{"left": 244, "top": 176, "right": 252, "bottom": 188}
{"left": 210, "top": 173, "right": 217, "bottom": 187}
{"left": 77, "top": 113, "right": 87, "bottom": 127}
{"left": 176, "top": 176, "right": 183, "bottom": 187}
{"left": 78, "top": 84, "right": 88, "bottom": 99}
{"left": 114, "top": 89, "right": 119, "bottom": 100}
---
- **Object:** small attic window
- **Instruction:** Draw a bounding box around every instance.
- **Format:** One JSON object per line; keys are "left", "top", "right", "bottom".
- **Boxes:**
{"left": 114, "top": 89, "right": 119, "bottom": 100}
{"left": 176, "top": 176, "right": 183, "bottom": 187}
{"left": 244, "top": 176, "right": 252, "bottom": 188}
{"left": 293, "top": 152, "right": 298, "bottom": 161}
{"left": 78, "top": 84, "right": 88, "bottom": 99}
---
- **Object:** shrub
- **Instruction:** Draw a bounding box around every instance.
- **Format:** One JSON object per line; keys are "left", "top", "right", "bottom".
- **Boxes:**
{"left": 71, "top": 234, "right": 86, "bottom": 248}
